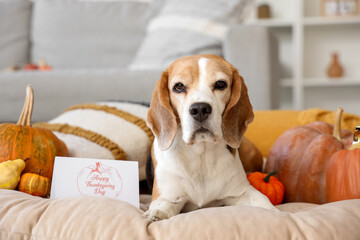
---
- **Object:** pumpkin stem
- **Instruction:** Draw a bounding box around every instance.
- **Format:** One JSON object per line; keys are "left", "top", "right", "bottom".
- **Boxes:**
{"left": 17, "top": 85, "right": 34, "bottom": 126}
{"left": 333, "top": 107, "right": 343, "bottom": 142}
{"left": 263, "top": 171, "right": 277, "bottom": 183}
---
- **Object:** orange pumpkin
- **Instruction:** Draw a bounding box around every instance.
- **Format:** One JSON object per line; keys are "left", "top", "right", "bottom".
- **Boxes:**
{"left": 0, "top": 85, "right": 68, "bottom": 179}
{"left": 326, "top": 148, "right": 360, "bottom": 202}
{"left": 247, "top": 171, "right": 285, "bottom": 205}
{"left": 265, "top": 108, "right": 353, "bottom": 204}
{"left": 18, "top": 172, "right": 51, "bottom": 197}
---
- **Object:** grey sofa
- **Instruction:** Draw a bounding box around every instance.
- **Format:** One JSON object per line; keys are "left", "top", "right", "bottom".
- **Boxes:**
{"left": 0, "top": 0, "right": 278, "bottom": 123}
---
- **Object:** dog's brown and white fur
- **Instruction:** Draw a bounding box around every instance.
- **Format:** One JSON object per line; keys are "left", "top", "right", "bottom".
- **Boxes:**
{"left": 145, "top": 55, "right": 275, "bottom": 221}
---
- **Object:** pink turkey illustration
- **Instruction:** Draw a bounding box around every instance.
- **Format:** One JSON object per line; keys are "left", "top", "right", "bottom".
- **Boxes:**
{"left": 77, "top": 162, "right": 123, "bottom": 198}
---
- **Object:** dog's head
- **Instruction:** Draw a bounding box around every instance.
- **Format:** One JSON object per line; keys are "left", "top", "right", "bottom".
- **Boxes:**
{"left": 147, "top": 55, "right": 254, "bottom": 151}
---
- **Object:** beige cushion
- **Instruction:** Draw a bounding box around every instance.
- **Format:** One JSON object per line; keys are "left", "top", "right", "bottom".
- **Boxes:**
{"left": 0, "top": 190, "right": 150, "bottom": 239}
{"left": 1, "top": 189, "right": 360, "bottom": 239}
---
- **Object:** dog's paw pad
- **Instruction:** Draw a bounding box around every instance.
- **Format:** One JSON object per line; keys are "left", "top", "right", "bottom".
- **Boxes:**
{"left": 144, "top": 209, "right": 169, "bottom": 221}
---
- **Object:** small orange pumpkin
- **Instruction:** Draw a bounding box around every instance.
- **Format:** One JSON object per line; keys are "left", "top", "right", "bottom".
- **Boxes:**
{"left": 18, "top": 172, "right": 51, "bottom": 197}
{"left": 247, "top": 171, "right": 285, "bottom": 205}
{"left": 0, "top": 85, "right": 68, "bottom": 179}
{"left": 326, "top": 148, "right": 360, "bottom": 202}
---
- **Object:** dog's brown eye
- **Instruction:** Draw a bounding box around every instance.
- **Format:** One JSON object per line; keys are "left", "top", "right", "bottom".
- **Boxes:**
{"left": 173, "top": 83, "right": 186, "bottom": 93}
{"left": 214, "top": 80, "right": 227, "bottom": 90}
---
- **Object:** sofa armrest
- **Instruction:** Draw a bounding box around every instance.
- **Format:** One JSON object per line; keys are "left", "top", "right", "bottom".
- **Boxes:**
{"left": 223, "top": 25, "right": 279, "bottom": 110}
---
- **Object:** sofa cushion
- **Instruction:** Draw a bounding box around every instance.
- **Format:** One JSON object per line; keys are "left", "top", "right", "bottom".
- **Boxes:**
{"left": 130, "top": 0, "right": 253, "bottom": 70}
{"left": 0, "top": 0, "right": 31, "bottom": 70}
{"left": 1, "top": 189, "right": 360, "bottom": 239}
{"left": 31, "top": 0, "right": 159, "bottom": 68}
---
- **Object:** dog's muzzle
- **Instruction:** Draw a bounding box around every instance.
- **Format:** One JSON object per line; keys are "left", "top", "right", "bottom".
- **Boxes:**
{"left": 189, "top": 102, "right": 212, "bottom": 122}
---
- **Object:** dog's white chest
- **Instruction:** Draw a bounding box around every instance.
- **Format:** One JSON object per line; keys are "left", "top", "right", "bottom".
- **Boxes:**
{"left": 154, "top": 136, "right": 247, "bottom": 208}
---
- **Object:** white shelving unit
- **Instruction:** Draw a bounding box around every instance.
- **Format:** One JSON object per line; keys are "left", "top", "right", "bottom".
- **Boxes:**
{"left": 245, "top": 0, "right": 360, "bottom": 114}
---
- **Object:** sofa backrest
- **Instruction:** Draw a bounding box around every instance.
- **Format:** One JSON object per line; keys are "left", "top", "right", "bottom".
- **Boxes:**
{"left": 0, "top": 0, "right": 32, "bottom": 70}
{"left": 31, "top": 0, "right": 160, "bottom": 69}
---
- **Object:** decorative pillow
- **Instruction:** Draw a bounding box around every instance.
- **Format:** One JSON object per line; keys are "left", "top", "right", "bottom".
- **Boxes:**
{"left": 130, "top": 0, "right": 254, "bottom": 70}
{"left": 35, "top": 102, "right": 153, "bottom": 181}
{"left": 0, "top": 0, "right": 31, "bottom": 70}
{"left": 245, "top": 108, "right": 360, "bottom": 158}
{"left": 298, "top": 108, "right": 360, "bottom": 128}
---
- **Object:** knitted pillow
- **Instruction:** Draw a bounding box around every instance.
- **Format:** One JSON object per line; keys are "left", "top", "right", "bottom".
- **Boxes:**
{"left": 35, "top": 101, "right": 153, "bottom": 181}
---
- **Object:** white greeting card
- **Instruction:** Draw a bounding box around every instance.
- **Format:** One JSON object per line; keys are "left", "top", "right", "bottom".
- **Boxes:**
{"left": 51, "top": 157, "right": 139, "bottom": 208}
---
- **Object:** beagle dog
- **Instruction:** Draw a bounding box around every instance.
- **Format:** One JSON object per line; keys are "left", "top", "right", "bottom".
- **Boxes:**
{"left": 145, "top": 55, "right": 276, "bottom": 221}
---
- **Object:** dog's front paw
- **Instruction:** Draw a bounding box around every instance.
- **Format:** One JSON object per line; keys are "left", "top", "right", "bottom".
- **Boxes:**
{"left": 144, "top": 209, "right": 170, "bottom": 221}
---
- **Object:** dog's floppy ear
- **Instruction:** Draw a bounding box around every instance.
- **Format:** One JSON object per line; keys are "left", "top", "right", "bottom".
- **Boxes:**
{"left": 222, "top": 67, "right": 254, "bottom": 149}
{"left": 147, "top": 71, "right": 177, "bottom": 151}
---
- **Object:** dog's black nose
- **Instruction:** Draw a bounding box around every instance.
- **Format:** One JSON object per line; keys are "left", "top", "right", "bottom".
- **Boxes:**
{"left": 189, "top": 102, "right": 212, "bottom": 122}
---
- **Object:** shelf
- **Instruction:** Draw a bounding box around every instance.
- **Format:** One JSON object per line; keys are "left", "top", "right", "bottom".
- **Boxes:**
{"left": 246, "top": 0, "right": 360, "bottom": 113}
{"left": 281, "top": 77, "right": 360, "bottom": 88}
{"left": 244, "top": 19, "right": 293, "bottom": 28}
{"left": 303, "top": 16, "right": 360, "bottom": 26}
{"left": 245, "top": 16, "right": 360, "bottom": 27}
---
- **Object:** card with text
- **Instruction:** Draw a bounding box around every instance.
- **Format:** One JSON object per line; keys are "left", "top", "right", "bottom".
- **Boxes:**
{"left": 51, "top": 157, "right": 139, "bottom": 208}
